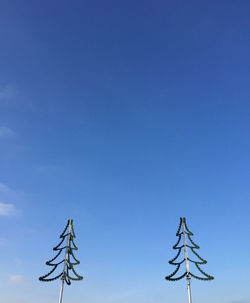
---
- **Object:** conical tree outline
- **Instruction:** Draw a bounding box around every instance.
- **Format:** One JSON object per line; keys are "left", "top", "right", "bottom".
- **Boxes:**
{"left": 165, "top": 217, "right": 213, "bottom": 303}
{"left": 39, "top": 219, "right": 83, "bottom": 302}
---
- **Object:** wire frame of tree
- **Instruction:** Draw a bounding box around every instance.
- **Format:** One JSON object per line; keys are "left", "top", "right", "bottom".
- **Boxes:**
{"left": 165, "top": 217, "right": 214, "bottom": 281}
{"left": 39, "top": 219, "right": 83, "bottom": 285}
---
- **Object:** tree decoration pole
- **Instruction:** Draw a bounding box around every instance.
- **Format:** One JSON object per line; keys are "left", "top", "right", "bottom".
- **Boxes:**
{"left": 58, "top": 220, "right": 72, "bottom": 303}
{"left": 165, "top": 217, "right": 214, "bottom": 303}
{"left": 182, "top": 219, "right": 192, "bottom": 303}
{"left": 39, "top": 219, "right": 83, "bottom": 303}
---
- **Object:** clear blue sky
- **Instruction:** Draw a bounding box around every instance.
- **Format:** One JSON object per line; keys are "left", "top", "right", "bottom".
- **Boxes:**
{"left": 0, "top": 1, "right": 249, "bottom": 303}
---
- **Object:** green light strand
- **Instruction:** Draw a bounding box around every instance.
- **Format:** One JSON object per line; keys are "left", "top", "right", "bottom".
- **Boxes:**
{"left": 169, "top": 248, "right": 182, "bottom": 263}
{"left": 60, "top": 220, "right": 70, "bottom": 238}
{"left": 187, "top": 234, "right": 199, "bottom": 248}
{"left": 183, "top": 217, "right": 193, "bottom": 235}
{"left": 176, "top": 218, "right": 182, "bottom": 236}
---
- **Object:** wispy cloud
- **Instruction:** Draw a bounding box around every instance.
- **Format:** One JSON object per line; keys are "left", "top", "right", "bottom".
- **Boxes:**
{"left": 0, "top": 202, "right": 16, "bottom": 216}
{"left": 13, "top": 258, "right": 23, "bottom": 265}
{"left": 105, "top": 289, "right": 143, "bottom": 303}
{"left": 37, "top": 164, "right": 62, "bottom": 173}
{"left": 0, "top": 183, "right": 11, "bottom": 193}
{"left": 9, "top": 275, "right": 25, "bottom": 282}
{"left": 0, "top": 237, "right": 9, "bottom": 246}
{"left": 0, "top": 183, "right": 22, "bottom": 216}
{"left": 0, "top": 85, "right": 16, "bottom": 100}
{"left": 0, "top": 126, "right": 14, "bottom": 137}
{"left": 0, "top": 182, "right": 23, "bottom": 198}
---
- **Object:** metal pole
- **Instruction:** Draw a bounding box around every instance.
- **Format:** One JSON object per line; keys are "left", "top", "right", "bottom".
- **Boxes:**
{"left": 58, "top": 279, "right": 64, "bottom": 303}
{"left": 58, "top": 220, "right": 72, "bottom": 303}
{"left": 182, "top": 219, "right": 192, "bottom": 303}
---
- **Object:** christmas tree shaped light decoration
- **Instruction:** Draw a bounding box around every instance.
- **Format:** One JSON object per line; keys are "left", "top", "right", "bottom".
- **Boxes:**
{"left": 165, "top": 217, "right": 214, "bottom": 303}
{"left": 39, "top": 219, "right": 83, "bottom": 303}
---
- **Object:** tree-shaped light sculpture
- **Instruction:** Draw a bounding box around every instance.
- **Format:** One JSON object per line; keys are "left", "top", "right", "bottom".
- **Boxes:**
{"left": 39, "top": 219, "right": 83, "bottom": 303}
{"left": 165, "top": 217, "right": 214, "bottom": 303}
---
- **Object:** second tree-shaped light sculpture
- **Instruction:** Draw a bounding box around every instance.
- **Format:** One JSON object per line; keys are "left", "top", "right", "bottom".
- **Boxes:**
{"left": 165, "top": 217, "right": 214, "bottom": 303}
{"left": 39, "top": 219, "right": 83, "bottom": 303}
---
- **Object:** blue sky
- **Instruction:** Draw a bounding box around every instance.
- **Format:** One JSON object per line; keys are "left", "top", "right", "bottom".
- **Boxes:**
{"left": 0, "top": 0, "right": 250, "bottom": 302}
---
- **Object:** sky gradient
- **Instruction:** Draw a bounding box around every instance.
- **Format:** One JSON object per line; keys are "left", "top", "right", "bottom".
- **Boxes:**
{"left": 0, "top": 1, "right": 250, "bottom": 303}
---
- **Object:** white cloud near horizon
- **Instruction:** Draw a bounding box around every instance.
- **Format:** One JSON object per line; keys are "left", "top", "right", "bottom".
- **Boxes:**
{"left": 0, "top": 126, "right": 14, "bottom": 137}
{"left": 9, "top": 275, "right": 25, "bottom": 282}
{"left": 0, "top": 202, "right": 16, "bottom": 216}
